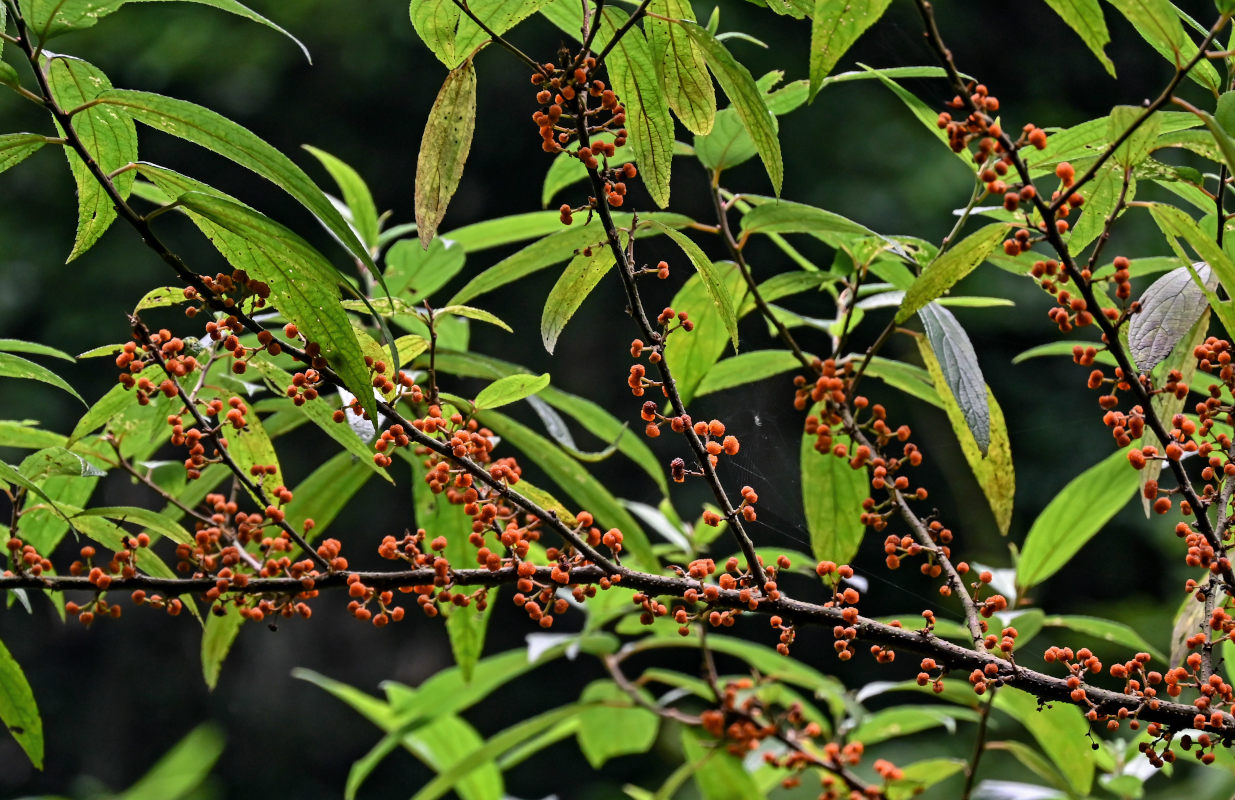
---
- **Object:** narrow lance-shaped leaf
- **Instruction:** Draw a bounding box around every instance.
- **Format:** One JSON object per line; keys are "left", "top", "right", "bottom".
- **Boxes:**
{"left": 808, "top": 0, "right": 893, "bottom": 99}
{"left": 411, "top": 0, "right": 552, "bottom": 68}
{"left": 917, "top": 303, "right": 989, "bottom": 454}
{"left": 680, "top": 21, "right": 783, "bottom": 193}
{"left": 1106, "top": 0, "right": 1220, "bottom": 92}
{"left": 201, "top": 606, "right": 243, "bottom": 690}
{"left": 800, "top": 421, "right": 868, "bottom": 567}
{"left": 303, "top": 145, "right": 380, "bottom": 251}
{"left": 26, "top": 0, "right": 308, "bottom": 59}
{"left": 1109, "top": 105, "right": 1161, "bottom": 169}
{"left": 645, "top": 219, "right": 739, "bottom": 349}
{"left": 1043, "top": 0, "right": 1116, "bottom": 77}
{"left": 0, "top": 636, "right": 43, "bottom": 770}
{"left": 95, "top": 89, "right": 377, "bottom": 274}
{"left": 0, "top": 352, "right": 85, "bottom": 404}
{"left": 541, "top": 246, "right": 616, "bottom": 354}
{"left": 896, "top": 223, "right": 1006, "bottom": 323}
{"left": 160, "top": 182, "right": 376, "bottom": 422}
{"left": 416, "top": 60, "right": 476, "bottom": 248}
{"left": 1016, "top": 446, "right": 1139, "bottom": 592}
{"left": 46, "top": 55, "right": 137, "bottom": 262}
{"left": 646, "top": 0, "right": 715, "bottom": 135}
{"left": 473, "top": 373, "right": 551, "bottom": 410}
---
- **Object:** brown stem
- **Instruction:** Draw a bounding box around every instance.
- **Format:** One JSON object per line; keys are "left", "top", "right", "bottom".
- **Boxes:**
{"left": 960, "top": 687, "right": 996, "bottom": 800}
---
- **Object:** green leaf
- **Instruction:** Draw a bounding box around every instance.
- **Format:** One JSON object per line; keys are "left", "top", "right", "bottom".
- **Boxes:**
{"left": 917, "top": 304, "right": 989, "bottom": 453}
{"left": 437, "top": 304, "right": 513, "bottom": 332}
{"left": 475, "top": 409, "right": 656, "bottom": 568}
{"left": 680, "top": 727, "right": 761, "bottom": 800}
{"left": 143, "top": 177, "right": 375, "bottom": 422}
{"left": 221, "top": 406, "right": 282, "bottom": 504}
{"left": 448, "top": 212, "right": 691, "bottom": 305}
{"left": 849, "top": 705, "right": 979, "bottom": 745}
{"left": 0, "top": 636, "right": 43, "bottom": 770}
{"left": 75, "top": 506, "right": 192, "bottom": 545}
{"left": 201, "top": 605, "right": 243, "bottom": 690}
{"left": 1041, "top": 615, "right": 1166, "bottom": 663}
{"left": 384, "top": 237, "right": 466, "bottom": 302}
{"left": 284, "top": 450, "right": 375, "bottom": 539}
{"left": 0, "top": 134, "right": 49, "bottom": 176}
{"left": 860, "top": 64, "right": 964, "bottom": 163}
{"left": 896, "top": 224, "right": 1006, "bottom": 323}
{"left": 576, "top": 681, "right": 660, "bottom": 768}
{"left": 1106, "top": 0, "right": 1220, "bottom": 92}
{"left": 915, "top": 324, "right": 1015, "bottom": 534}
{"left": 1110, "top": 105, "right": 1161, "bottom": 169}
{"left": 443, "top": 210, "right": 565, "bottom": 252}
{"left": 1043, "top": 0, "right": 1116, "bottom": 76}
{"left": 410, "top": 705, "right": 584, "bottom": 800}
{"left": 1067, "top": 163, "right": 1135, "bottom": 253}
{"left": 303, "top": 145, "right": 379, "bottom": 251}
{"left": 19, "top": 447, "right": 105, "bottom": 481}
{"left": 0, "top": 352, "right": 84, "bottom": 403}
{"left": 16, "top": 475, "right": 97, "bottom": 554}
{"left": 1016, "top": 446, "right": 1139, "bottom": 592}
{"left": 664, "top": 264, "right": 750, "bottom": 404}
{"left": 411, "top": 0, "right": 551, "bottom": 68}
{"left": 738, "top": 196, "right": 881, "bottom": 246}
{"left": 647, "top": 0, "right": 715, "bottom": 135}
{"left": 115, "top": 723, "right": 226, "bottom": 800}
{"left": 994, "top": 688, "right": 1095, "bottom": 795}
{"left": 0, "top": 339, "right": 73, "bottom": 362}
{"left": 416, "top": 60, "right": 477, "bottom": 247}
{"left": 800, "top": 427, "right": 868, "bottom": 566}
{"left": 886, "top": 758, "right": 967, "bottom": 800}
{"left": 97, "top": 89, "right": 375, "bottom": 272}
{"left": 808, "top": 0, "right": 893, "bottom": 98}
{"left": 26, "top": 0, "right": 308, "bottom": 58}
{"left": 645, "top": 220, "right": 739, "bottom": 349}
{"left": 46, "top": 56, "right": 137, "bottom": 262}
{"left": 695, "top": 350, "right": 803, "bottom": 396}
{"left": 474, "top": 372, "right": 551, "bottom": 410}
{"left": 680, "top": 22, "right": 783, "bottom": 193}
{"left": 541, "top": 247, "right": 616, "bottom": 354}
{"left": 1148, "top": 202, "right": 1235, "bottom": 337}
{"left": 858, "top": 356, "right": 944, "bottom": 409}
{"left": 347, "top": 713, "right": 502, "bottom": 800}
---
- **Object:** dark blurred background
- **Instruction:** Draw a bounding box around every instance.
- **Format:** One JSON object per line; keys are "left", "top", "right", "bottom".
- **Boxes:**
{"left": 2, "top": 0, "right": 1234, "bottom": 797}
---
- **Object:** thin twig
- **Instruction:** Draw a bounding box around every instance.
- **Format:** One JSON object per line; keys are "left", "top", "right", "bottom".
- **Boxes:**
{"left": 960, "top": 687, "right": 997, "bottom": 800}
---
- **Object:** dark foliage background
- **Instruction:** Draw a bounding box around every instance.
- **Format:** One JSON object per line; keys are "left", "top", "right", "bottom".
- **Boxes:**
{"left": 0, "top": 0, "right": 1231, "bottom": 797}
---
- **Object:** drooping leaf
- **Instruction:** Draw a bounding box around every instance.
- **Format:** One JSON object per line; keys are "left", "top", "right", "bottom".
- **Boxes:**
{"left": 46, "top": 55, "right": 137, "bottom": 262}
{"left": 114, "top": 723, "right": 226, "bottom": 800}
{"left": 0, "top": 636, "right": 42, "bottom": 770}
{"left": 738, "top": 196, "right": 881, "bottom": 246}
{"left": 896, "top": 223, "right": 1006, "bottom": 323}
{"left": 475, "top": 409, "right": 655, "bottom": 568}
{"left": 474, "top": 373, "right": 551, "bottom": 410}
{"left": 646, "top": 0, "right": 715, "bottom": 135}
{"left": 917, "top": 303, "right": 989, "bottom": 453}
{"left": 645, "top": 219, "right": 739, "bottom": 349}
{"left": 1106, "top": 0, "right": 1220, "bottom": 92}
{"left": 1148, "top": 202, "right": 1235, "bottom": 336}
{"left": 915, "top": 325, "right": 1015, "bottom": 533}
{"left": 201, "top": 605, "right": 243, "bottom": 690}
{"left": 800, "top": 424, "right": 868, "bottom": 566}
{"left": 0, "top": 350, "right": 83, "bottom": 404}
{"left": 861, "top": 64, "right": 965, "bottom": 163}
{"left": 437, "top": 304, "right": 513, "bottom": 332}
{"left": 1043, "top": 0, "right": 1116, "bottom": 76}
{"left": 410, "top": 0, "right": 552, "bottom": 68}
{"left": 0, "top": 134, "right": 49, "bottom": 176}
{"left": 541, "top": 247, "right": 616, "bottom": 354}
{"left": 808, "top": 0, "right": 893, "bottom": 98}
{"left": 576, "top": 680, "right": 660, "bottom": 768}
{"left": 1128, "top": 263, "right": 1212, "bottom": 372}
{"left": 96, "top": 89, "right": 375, "bottom": 272}
{"left": 416, "top": 60, "right": 477, "bottom": 247}
{"left": 26, "top": 0, "right": 308, "bottom": 59}
{"left": 994, "top": 688, "right": 1096, "bottom": 795}
{"left": 681, "top": 21, "right": 783, "bottom": 193}
{"left": 664, "top": 264, "right": 750, "bottom": 404}
{"left": 303, "top": 145, "right": 379, "bottom": 251}
{"left": 136, "top": 170, "right": 376, "bottom": 423}
{"left": 1016, "top": 446, "right": 1139, "bottom": 592}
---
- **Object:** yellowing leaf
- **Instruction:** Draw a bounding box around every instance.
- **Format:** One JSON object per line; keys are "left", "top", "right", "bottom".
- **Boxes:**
{"left": 415, "top": 60, "right": 477, "bottom": 247}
